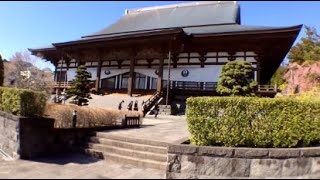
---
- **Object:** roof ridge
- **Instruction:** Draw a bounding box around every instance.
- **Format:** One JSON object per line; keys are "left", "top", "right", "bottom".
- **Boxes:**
{"left": 82, "top": 23, "right": 238, "bottom": 39}
{"left": 125, "top": 1, "right": 237, "bottom": 15}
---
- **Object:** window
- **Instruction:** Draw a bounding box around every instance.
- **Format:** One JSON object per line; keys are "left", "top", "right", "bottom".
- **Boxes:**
{"left": 135, "top": 73, "right": 146, "bottom": 89}
{"left": 121, "top": 73, "right": 130, "bottom": 89}
{"left": 101, "top": 76, "right": 116, "bottom": 89}
{"left": 56, "top": 71, "right": 67, "bottom": 82}
{"left": 151, "top": 77, "right": 157, "bottom": 90}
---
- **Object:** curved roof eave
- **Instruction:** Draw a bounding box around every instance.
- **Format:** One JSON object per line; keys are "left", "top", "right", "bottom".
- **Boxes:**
{"left": 187, "top": 24, "right": 303, "bottom": 37}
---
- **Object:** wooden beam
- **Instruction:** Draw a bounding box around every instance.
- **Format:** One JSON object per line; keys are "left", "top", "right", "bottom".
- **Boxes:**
{"left": 127, "top": 50, "right": 136, "bottom": 96}
{"left": 157, "top": 53, "right": 164, "bottom": 92}
{"left": 256, "top": 59, "right": 261, "bottom": 84}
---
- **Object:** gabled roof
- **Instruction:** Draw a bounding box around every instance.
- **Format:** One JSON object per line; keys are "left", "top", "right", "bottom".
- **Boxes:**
{"left": 83, "top": 1, "right": 240, "bottom": 39}
{"left": 29, "top": 1, "right": 302, "bottom": 52}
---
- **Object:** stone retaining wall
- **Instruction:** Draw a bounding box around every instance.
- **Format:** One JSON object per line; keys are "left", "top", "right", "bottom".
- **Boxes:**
{"left": 0, "top": 110, "right": 121, "bottom": 160}
{"left": 0, "top": 111, "right": 20, "bottom": 159}
{"left": 166, "top": 144, "right": 320, "bottom": 178}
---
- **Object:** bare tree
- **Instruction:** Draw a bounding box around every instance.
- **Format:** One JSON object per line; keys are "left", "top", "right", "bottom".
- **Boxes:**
{"left": 4, "top": 51, "right": 54, "bottom": 96}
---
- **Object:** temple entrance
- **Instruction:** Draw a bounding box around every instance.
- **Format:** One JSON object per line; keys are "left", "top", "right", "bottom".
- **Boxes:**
{"left": 100, "top": 72, "right": 158, "bottom": 95}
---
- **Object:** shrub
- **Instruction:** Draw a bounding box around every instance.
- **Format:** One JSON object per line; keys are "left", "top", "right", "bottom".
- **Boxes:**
{"left": 270, "top": 66, "right": 288, "bottom": 89}
{"left": 217, "top": 61, "right": 257, "bottom": 96}
{"left": 187, "top": 97, "right": 320, "bottom": 148}
{"left": 0, "top": 87, "right": 46, "bottom": 117}
{"left": 44, "top": 103, "right": 142, "bottom": 128}
{"left": 0, "top": 54, "right": 4, "bottom": 86}
{"left": 67, "top": 65, "right": 92, "bottom": 106}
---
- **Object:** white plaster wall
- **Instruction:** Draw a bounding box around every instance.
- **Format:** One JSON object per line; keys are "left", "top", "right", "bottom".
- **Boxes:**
{"left": 135, "top": 65, "right": 223, "bottom": 82}
{"left": 62, "top": 51, "right": 258, "bottom": 83}
{"left": 66, "top": 64, "right": 259, "bottom": 83}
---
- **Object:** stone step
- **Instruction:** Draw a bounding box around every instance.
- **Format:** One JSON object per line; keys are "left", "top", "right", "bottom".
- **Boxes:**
{"left": 84, "top": 149, "right": 167, "bottom": 170}
{"left": 87, "top": 143, "right": 167, "bottom": 162}
{"left": 89, "top": 137, "right": 167, "bottom": 154}
{"left": 94, "top": 133, "right": 169, "bottom": 147}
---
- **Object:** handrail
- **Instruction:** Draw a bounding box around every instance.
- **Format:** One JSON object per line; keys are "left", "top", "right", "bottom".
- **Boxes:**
{"left": 142, "top": 85, "right": 167, "bottom": 116}
{"left": 54, "top": 81, "right": 73, "bottom": 87}
{"left": 257, "top": 85, "right": 277, "bottom": 93}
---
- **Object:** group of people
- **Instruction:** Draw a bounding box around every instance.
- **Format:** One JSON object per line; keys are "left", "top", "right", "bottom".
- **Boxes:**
{"left": 118, "top": 100, "right": 140, "bottom": 111}
{"left": 118, "top": 100, "right": 159, "bottom": 118}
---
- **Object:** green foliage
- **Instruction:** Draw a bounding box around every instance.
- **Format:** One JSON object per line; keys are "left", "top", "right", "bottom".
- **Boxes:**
{"left": 67, "top": 65, "right": 92, "bottom": 106}
{"left": 0, "top": 54, "right": 4, "bottom": 86}
{"left": 281, "top": 86, "right": 320, "bottom": 102}
{"left": 288, "top": 25, "right": 320, "bottom": 64}
{"left": 270, "top": 66, "right": 287, "bottom": 85}
{"left": 186, "top": 97, "right": 320, "bottom": 148}
{"left": 217, "top": 61, "right": 257, "bottom": 96}
{"left": 0, "top": 87, "right": 46, "bottom": 117}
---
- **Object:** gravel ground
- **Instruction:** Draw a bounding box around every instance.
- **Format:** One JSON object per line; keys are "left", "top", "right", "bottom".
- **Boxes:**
{"left": 50, "top": 93, "right": 152, "bottom": 111}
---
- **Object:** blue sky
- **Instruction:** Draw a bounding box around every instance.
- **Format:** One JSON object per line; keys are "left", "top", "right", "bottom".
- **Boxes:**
{"left": 0, "top": 1, "right": 319, "bottom": 69}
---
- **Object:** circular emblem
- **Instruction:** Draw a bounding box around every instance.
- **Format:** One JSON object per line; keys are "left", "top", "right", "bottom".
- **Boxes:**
{"left": 181, "top": 69, "right": 189, "bottom": 77}
{"left": 104, "top": 70, "right": 111, "bottom": 75}
{"left": 155, "top": 69, "right": 159, "bottom": 75}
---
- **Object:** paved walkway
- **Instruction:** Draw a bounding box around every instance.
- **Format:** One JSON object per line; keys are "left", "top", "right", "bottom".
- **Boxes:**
{"left": 0, "top": 153, "right": 164, "bottom": 179}
{"left": 99, "top": 115, "right": 190, "bottom": 144}
{"left": 0, "top": 115, "right": 189, "bottom": 179}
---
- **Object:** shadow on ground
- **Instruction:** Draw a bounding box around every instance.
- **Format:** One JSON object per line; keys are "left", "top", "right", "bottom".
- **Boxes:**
{"left": 28, "top": 153, "right": 100, "bottom": 165}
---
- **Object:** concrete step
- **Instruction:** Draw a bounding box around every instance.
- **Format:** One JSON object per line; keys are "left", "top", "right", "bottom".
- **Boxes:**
{"left": 94, "top": 133, "right": 169, "bottom": 147}
{"left": 84, "top": 149, "right": 104, "bottom": 159}
{"left": 85, "top": 149, "right": 167, "bottom": 170}
{"left": 89, "top": 137, "right": 167, "bottom": 154}
{"left": 87, "top": 143, "right": 167, "bottom": 162}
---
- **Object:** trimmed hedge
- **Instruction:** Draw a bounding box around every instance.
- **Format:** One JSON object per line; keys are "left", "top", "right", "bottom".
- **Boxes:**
{"left": 187, "top": 97, "right": 320, "bottom": 148}
{"left": 0, "top": 87, "right": 46, "bottom": 117}
{"left": 45, "top": 103, "right": 142, "bottom": 128}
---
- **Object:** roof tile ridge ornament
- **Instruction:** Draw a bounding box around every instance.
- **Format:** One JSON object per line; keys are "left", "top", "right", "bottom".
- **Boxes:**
{"left": 126, "top": 1, "right": 235, "bottom": 15}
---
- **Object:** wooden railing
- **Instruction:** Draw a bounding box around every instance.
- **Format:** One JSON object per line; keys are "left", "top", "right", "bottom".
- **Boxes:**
{"left": 257, "top": 85, "right": 278, "bottom": 93}
{"left": 171, "top": 81, "right": 217, "bottom": 91}
{"left": 122, "top": 115, "right": 141, "bottom": 128}
{"left": 53, "top": 81, "right": 73, "bottom": 88}
{"left": 142, "top": 90, "right": 163, "bottom": 116}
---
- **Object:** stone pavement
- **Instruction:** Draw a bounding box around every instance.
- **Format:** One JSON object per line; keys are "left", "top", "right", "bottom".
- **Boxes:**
{"left": 0, "top": 115, "right": 189, "bottom": 179}
{"left": 99, "top": 115, "right": 190, "bottom": 144}
{"left": 0, "top": 153, "right": 164, "bottom": 179}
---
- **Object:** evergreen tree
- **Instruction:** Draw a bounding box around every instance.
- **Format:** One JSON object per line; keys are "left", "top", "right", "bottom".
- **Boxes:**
{"left": 270, "top": 66, "right": 288, "bottom": 87}
{"left": 217, "top": 61, "right": 257, "bottom": 96}
{"left": 67, "top": 65, "right": 92, "bottom": 106}
{"left": 288, "top": 25, "right": 320, "bottom": 64}
{"left": 0, "top": 54, "right": 4, "bottom": 86}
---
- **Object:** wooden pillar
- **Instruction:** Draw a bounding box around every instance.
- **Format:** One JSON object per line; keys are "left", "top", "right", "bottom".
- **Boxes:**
{"left": 128, "top": 57, "right": 135, "bottom": 96}
{"left": 256, "top": 60, "right": 261, "bottom": 84}
{"left": 95, "top": 60, "right": 102, "bottom": 92}
{"left": 157, "top": 55, "right": 164, "bottom": 92}
{"left": 53, "top": 64, "right": 58, "bottom": 82}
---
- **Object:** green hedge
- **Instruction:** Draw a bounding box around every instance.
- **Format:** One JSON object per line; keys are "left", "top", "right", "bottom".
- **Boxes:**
{"left": 187, "top": 97, "right": 320, "bottom": 148}
{"left": 0, "top": 87, "right": 46, "bottom": 117}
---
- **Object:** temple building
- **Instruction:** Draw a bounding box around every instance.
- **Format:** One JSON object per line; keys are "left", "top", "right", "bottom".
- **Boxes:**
{"left": 29, "top": 1, "right": 302, "bottom": 111}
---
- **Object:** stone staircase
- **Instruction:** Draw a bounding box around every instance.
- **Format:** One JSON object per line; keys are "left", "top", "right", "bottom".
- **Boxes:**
{"left": 84, "top": 133, "right": 168, "bottom": 170}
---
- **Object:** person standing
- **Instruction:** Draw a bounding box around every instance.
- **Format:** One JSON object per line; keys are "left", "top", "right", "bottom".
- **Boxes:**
{"left": 118, "top": 100, "right": 124, "bottom": 110}
{"left": 127, "top": 101, "right": 133, "bottom": 111}
{"left": 154, "top": 104, "right": 159, "bottom": 118}
{"left": 134, "top": 100, "right": 139, "bottom": 111}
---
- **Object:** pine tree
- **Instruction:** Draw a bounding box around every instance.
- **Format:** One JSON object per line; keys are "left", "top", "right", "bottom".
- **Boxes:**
{"left": 217, "top": 61, "right": 257, "bottom": 96}
{"left": 288, "top": 25, "right": 320, "bottom": 64}
{"left": 0, "top": 54, "right": 4, "bottom": 86}
{"left": 67, "top": 65, "right": 92, "bottom": 106}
